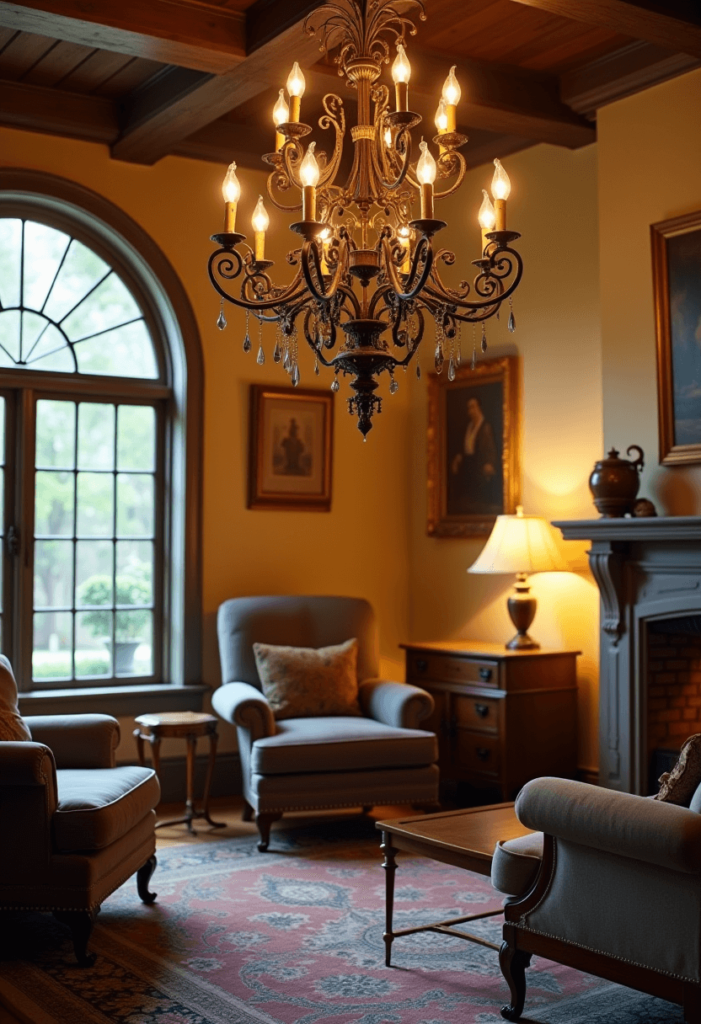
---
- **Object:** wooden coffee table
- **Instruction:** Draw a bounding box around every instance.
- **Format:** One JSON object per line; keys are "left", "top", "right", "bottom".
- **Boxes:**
{"left": 376, "top": 803, "right": 533, "bottom": 966}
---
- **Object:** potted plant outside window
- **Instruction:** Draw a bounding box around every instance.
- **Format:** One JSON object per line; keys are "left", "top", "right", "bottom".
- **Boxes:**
{"left": 79, "top": 569, "right": 151, "bottom": 674}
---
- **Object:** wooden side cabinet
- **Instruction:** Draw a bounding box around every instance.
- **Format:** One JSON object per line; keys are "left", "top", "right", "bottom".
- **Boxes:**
{"left": 402, "top": 641, "right": 579, "bottom": 802}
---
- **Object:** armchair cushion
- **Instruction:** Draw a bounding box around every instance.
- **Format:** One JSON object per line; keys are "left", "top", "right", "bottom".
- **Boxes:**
{"left": 253, "top": 638, "right": 362, "bottom": 720}
{"left": 251, "top": 716, "right": 438, "bottom": 774}
{"left": 0, "top": 654, "right": 30, "bottom": 742}
{"left": 53, "top": 765, "right": 159, "bottom": 852}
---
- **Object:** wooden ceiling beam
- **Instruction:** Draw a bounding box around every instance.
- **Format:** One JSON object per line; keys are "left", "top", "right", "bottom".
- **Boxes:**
{"left": 561, "top": 40, "right": 701, "bottom": 116}
{"left": 0, "top": 78, "right": 119, "bottom": 142}
{"left": 0, "top": 0, "right": 247, "bottom": 73}
{"left": 504, "top": 0, "right": 701, "bottom": 60}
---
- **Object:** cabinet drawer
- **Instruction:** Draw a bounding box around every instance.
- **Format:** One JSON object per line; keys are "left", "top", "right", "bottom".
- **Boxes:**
{"left": 454, "top": 694, "right": 500, "bottom": 733}
{"left": 456, "top": 732, "right": 501, "bottom": 777}
{"left": 408, "top": 653, "right": 499, "bottom": 687}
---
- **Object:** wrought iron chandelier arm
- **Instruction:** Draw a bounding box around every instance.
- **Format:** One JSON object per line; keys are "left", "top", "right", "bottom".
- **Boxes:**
{"left": 380, "top": 234, "right": 434, "bottom": 301}
{"left": 300, "top": 236, "right": 348, "bottom": 302}
{"left": 317, "top": 94, "right": 346, "bottom": 188}
{"left": 208, "top": 247, "right": 308, "bottom": 313}
{"left": 377, "top": 127, "right": 413, "bottom": 193}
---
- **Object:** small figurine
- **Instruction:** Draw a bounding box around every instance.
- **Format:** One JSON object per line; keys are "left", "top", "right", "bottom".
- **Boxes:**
{"left": 632, "top": 498, "right": 657, "bottom": 517}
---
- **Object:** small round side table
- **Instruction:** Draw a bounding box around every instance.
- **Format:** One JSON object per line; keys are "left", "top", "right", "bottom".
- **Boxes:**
{"left": 134, "top": 711, "right": 226, "bottom": 834}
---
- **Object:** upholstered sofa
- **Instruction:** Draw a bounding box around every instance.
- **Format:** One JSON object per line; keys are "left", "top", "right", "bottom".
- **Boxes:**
{"left": 491, "top": 777, "right": 701, "bottom": 1023}
{"left": 213, "top": 595, "right": 440, "bottom": 850}
{"left": 0, "top": 711, "right": 160, "bottom": 965}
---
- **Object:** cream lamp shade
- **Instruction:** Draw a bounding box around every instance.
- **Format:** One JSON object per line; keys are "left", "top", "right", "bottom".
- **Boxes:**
{"left": 468, "top": 506, "right": 569, "bottom": 649}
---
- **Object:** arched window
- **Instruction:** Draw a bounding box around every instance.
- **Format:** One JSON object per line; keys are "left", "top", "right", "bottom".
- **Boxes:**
{"left": 0, "top": 171, "right": 202, "bottom": 704}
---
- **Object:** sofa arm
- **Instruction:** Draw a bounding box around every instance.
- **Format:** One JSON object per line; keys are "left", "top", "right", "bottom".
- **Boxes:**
{"left": 25, "top": 714, "right": 119, "bottom": 769}
{"left": 211, "top": 682, "right": 276, "bottom": 740}
{"left": 516, "top": 776, "right": 701, "bottom": 874}
{"left": 359, "top": 679, "right": 434, "bottom": 730}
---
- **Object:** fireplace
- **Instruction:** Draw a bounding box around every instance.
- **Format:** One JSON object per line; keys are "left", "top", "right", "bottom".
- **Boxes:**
{"left": 554, "top": 517, "right": 701, "bottom": 795}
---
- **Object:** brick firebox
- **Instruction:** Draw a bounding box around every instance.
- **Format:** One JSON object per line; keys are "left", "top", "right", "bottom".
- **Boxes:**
{"left": 648, "top": 629, "right": 701, "bottom": 751}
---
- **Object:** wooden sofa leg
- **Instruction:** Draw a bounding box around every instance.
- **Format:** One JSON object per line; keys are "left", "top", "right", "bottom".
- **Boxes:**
{"left": 256, "top": 812, "right": 282, "bottom": 852}
{"left": 137, "top": 855, "right": 158, "bottom": 904}
{"left": 684, "top": 983, "right": 701, "bottom": 1023}
{"left": 242, "top": 800, "right": 254, "bottom": 822}
{"left": 499, "top": 939, "right": 531, "bottom": 1021}
{"left": 54, "top": 909, "right": 98, "bottom": 967}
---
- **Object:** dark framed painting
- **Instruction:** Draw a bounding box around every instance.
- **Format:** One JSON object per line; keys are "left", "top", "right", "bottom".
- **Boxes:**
{"left": 427, "top": 356, "right": 519, "bottom": 537}
{"left": 248, "top": 385, "right": 334, "bottom": 511}
{"left": 652, "top": 211, "right": 701, "bottom": 465}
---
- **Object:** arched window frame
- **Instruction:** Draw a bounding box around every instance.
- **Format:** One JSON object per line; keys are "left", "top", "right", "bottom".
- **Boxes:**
{"left": 0, "top": 170, "right": 204, "bottom": 715}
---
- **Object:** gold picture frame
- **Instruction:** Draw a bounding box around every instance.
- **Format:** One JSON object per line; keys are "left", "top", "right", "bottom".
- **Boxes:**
{"left": 652, "top": 210, "right": 701, "bottom": 465}
{"left": 248, "top": 385, "right": 334, "bottom": 511}
{"left": 427, "top": 356, "right": 520, "bottom": 537}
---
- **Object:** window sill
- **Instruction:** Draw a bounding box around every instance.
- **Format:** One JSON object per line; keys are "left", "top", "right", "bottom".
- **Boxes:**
{"left": 18, "top": 684, "right": 208, "bottom": 718}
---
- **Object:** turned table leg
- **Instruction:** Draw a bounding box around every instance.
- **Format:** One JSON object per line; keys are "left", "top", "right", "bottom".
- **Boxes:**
{"left": 381, "top": 830, "right": 398, "bottom": 967}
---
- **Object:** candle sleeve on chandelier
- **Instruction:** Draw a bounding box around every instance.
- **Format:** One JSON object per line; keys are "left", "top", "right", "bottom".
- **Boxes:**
{"left": 392, "top": 43, "right": 411, "bottom": 111}
{"left": 491, "top": 158, "right": 511, "bottom": 231}
{"left": 286, "top": 62, "right": 306, "bottom": 123}
{"left": 441, "top": 66, "right": 460, "bottom": 132}
{"left": 222, "top": 161, "right": 241, "bottom": 232}
{"left": 251, "top": 196, "right": 269, "bottom": 261}
{"left": 300, "top": 142, "right": 320, "bottom": 221}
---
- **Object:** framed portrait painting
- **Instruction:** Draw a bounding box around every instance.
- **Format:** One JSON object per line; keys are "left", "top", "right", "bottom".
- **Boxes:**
{"left": 248, "top": 385, "right": 334, "bottom": 511}
{"left": 652, "top": 210, "right": 701, "bottom": 465}
{"left": 427, "top": 356, "right": 519, "bottom": 537}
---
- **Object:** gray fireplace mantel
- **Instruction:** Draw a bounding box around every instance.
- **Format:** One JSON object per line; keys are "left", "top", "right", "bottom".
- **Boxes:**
{"left": 552, "top": 516, "right": 701, "bottom": 794}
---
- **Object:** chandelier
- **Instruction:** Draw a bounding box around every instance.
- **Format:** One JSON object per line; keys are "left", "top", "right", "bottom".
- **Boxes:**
{"left": 208, "top": 0, "right": 523, "bottom": 437}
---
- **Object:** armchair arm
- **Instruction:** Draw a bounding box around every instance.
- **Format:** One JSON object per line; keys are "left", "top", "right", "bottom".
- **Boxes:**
{"left": 359, "top": 679, "right": 434, "bottom": 730}
{"left": 0, "top": 742, "right": 56, "bottom": 790}
{"left": 25, "top": 714, "right": 119, "bottom": 769}
{"left": 516, "top": 777, "right": 701, "bottom": 874}
{"left": 211, "top": 682, "right": 276, "bottom": 740}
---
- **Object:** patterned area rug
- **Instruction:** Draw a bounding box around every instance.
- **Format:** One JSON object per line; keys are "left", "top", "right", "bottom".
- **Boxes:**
{"left": 0, "top": 817, "right": 684, "bottom": 1024}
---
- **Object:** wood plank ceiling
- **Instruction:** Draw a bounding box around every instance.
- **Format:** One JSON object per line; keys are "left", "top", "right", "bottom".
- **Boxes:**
{"left": 0, "top": 0, "right": 698, "bottom": 170}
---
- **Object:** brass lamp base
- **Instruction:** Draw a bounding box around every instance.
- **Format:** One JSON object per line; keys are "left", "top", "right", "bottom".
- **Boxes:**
{"left": 506, "top": 572, "right": 540, "bottom": 650}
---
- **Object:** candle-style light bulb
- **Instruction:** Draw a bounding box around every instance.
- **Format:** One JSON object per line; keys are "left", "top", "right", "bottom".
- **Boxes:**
{"left": 491, "top": 158, "right": 511, "bottom": 230}
{"left": 251, "top": 195, "right": 269, "bottom": 261}
{"left": 442, "top": 66, "right": 461, "bottom": 106}
{"left": 478, "top": 188, "right": 496, "bottom": 251}
{"left": 300, "top": 141, "right": 320, "bottom": 220}
{"left": 392, "top": 43, "right": 411, "bottom": 111}
{"left": 384, "top": 126, "right": 393, "bottom": 148}
{"left": 416, "top": 140, "right": 437, "bottom": 185}
{"left": 273, "top": 89, "right": 289, "bottom": 151}
{"left": 434, "top": 98, "right": 448, "bottom": 134}
{"left": 416, "top": 139, "right": 436, "bottom": 219}
{"left": 222, "top": 161, "right": 241, "bottom": 232}
{"left": 286, "top": 62, "right": 306, "bottom": 122}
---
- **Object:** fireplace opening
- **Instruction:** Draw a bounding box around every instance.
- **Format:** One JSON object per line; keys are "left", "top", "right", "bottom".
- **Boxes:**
{"left": 647, "top": 617, "right": 701, "bottom": 794}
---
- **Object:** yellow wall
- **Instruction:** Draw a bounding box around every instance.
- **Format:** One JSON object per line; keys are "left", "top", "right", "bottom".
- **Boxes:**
{"left": 598, "top": 67, "right": 701, "bottom": 513}
{"left": 407, "top": 143, "right": 603, "bottom": 774}
{"left": 0, "top": 125, "right": 411, "bottom": 760}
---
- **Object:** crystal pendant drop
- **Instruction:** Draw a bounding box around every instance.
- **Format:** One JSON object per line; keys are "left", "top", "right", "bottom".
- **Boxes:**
{"left": 508, "top": 310, "right": 516, "bottom": 333}
{"left": 256, "top": 344, "right": 265, "bottom": 365}
{"left": 283, "top": 348, "right": 291, "bottom": 371}
{"left": 481, "top": 328, "right": 487, "bottom": 353}
{"left": 456, "top": 344, "right": 462, "bottom": 368}
{"left": 434, "top": 344, "right": 444, "bottom": 374}
{"left": 217, "top": 310, "right": 227, "bottom": 331}
{"left": 447, "top": 355, "right": 456, "bottom": 381}
{"left": 242, "top": 333, "right": 251, "bottom": 353}
{"left": 291, "top": 364, "right": 300, "bottom": 387}
{"left": 273, "top": 340, "right": 281, "bottom": 363}
{"left": 471, "top": 345, "right": 476, "bottom": 370}
{"left": 331, "top": 377, "right": 340, "bottom": 393}
{"left": 314, "top": 356, "right": 319, "bottom": 375}
{"left": 389, "top": 377, "right": 399, "bottom": 395}
{"left": 416, "top": 364, "right": 421, "bottom": 380}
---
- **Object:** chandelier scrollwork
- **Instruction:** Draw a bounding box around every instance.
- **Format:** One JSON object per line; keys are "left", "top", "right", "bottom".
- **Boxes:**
{"left": 209, "top": 0, "right": 523, "bottom": 436}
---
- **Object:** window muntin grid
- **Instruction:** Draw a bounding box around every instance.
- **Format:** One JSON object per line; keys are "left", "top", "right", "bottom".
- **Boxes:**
{"left": 0, "top": 218, "right": 158, "bottom": 378}
{"left": 33, "top": 398, "right": 159, "bottom": 684}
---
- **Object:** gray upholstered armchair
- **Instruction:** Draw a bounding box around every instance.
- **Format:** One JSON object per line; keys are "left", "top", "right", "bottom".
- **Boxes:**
{"left": 491, "top": 777, "right": 701, "bottom": 1023}
{"left": 0, "top": 713, "right": 160, "bottom": 966}
{"left": 213, "top": 595, "right": 440, "bottom": 851}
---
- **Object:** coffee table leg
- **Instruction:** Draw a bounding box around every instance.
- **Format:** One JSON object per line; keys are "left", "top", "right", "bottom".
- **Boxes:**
{"left": 381, "top": 830, "right": 397, "bottom": 967}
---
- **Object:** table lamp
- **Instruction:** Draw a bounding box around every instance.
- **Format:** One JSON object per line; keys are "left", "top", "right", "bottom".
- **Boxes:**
{"left": 468, "top": 505, "right": 569, "bottom": 650}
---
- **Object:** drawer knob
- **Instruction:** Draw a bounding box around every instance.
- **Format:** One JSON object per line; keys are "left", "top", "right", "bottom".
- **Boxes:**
{"left": 474, "top": 703, "right": 489, "bottom": 718}
{"left": 415, "top": 658, "right": 428, "bottom": 673}
{"left": 476, "top": 747, "right": 491, "bottom": 761}
{"left": 479, "top": 668, "right": 493, "bottom": 682}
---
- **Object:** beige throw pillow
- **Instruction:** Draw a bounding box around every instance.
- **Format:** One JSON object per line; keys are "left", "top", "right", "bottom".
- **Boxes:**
{"left": 253, "top": 638, "right": 361, "bottom": 720}
{"left": 655, "top": 733, "right": 701, "bottom": 806}
{"left": 0, "top": 654, "right": 31, "bottom": 742}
